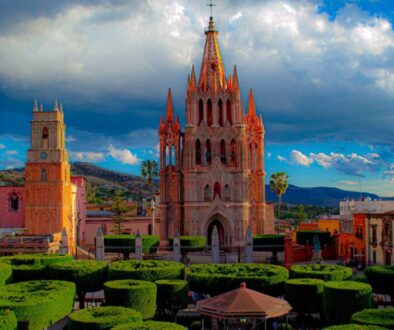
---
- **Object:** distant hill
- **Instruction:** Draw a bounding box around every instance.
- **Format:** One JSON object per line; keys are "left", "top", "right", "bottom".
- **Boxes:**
{"left": 1, "top": 162, "right": 391, "bottom": 206}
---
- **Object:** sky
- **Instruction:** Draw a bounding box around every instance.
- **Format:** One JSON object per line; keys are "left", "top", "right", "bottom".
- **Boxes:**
{"left": 0, "top": 0, "right": 393, "bottom": 197}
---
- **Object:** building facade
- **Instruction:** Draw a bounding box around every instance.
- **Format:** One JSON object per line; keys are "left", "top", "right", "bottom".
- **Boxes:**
{"left": 159, "top": 17, "right": 274, "bottom": 246}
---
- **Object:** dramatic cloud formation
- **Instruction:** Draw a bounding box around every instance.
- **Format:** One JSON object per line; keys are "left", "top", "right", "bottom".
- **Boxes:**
{"left": 107, "top": 145, "right": 139, "bottom": 165}
{"left": 290, "top": 150, "right": 314, "bottom": 167}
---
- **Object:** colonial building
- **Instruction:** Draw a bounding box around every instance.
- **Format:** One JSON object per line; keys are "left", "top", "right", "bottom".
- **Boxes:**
{"left": 159, "top": 16, "right": 274, "bottom": 246}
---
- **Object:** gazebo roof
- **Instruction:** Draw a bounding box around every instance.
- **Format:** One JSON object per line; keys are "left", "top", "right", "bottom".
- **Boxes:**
{"left": 196, "top": 283, "right": 292, "bottom": 319}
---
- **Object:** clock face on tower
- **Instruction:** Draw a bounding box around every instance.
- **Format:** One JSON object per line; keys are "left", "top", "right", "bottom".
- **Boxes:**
{"left": 40, "top": 152, "right": 48, "bottom": 160}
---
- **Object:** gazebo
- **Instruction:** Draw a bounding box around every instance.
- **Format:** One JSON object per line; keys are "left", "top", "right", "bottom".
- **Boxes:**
{"left": 196, "top": 282, "right": 292, "bottom": 329}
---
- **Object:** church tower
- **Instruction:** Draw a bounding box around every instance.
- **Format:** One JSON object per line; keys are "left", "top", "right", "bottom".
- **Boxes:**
{"left": 24, "top": 99, "right": 75, "bottom": 252}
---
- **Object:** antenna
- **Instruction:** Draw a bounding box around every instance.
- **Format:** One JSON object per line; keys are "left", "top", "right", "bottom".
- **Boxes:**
{"left": 207, "top": 0, "right": 216, "bottom": 18}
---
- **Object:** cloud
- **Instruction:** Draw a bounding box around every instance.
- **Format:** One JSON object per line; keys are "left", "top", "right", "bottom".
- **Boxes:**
{"left": 0, "top": 144, "right": 4, "bottom": 149}
{"left": 107, "top": 144, "right": 139, "bottom": 165}
{"left": 70, "top": 151, "right": 105, "bottom": 162}
{"left": 338, "top": 180, "right": 358, "bottom": 185}
{"left": 277, "top": 155, "right": 287, "bottom": 162}
{"left": 66, "top": 135, "right": 76, "bottom": 143}
{"left": 290, "top": 150, "right": 313, "bottom": 167}
{"left": 384, "top": 163, "right": 394, "bottom": 181}
{"left": 5, "top": 150, "right": 18, "bottom": 155}
{"left": 0, "top": 157, "right": 24, "bottom": 169}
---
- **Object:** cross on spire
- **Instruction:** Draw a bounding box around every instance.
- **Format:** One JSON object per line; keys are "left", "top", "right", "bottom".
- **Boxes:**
{"left": 207, "top": 0, "right": 216, "bottom": 18}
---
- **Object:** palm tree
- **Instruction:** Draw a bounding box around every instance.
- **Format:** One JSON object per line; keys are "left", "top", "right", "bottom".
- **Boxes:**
{"left": 141, "top": 160, "right": 159, "bottom": 198}
{"left": 269, "top": 171, "right": 289, "bottom": 222}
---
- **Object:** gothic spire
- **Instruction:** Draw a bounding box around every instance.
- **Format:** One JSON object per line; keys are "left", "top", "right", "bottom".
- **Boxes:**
{"left": 33, "top": 98, "right": 38, "bottom": 112}
{"left": 247, "top": 89, "right": 257, "bottom": 121}
{"left": 165, "top": 88, "right": 174, "bottom": 123}
{"left": 54, "top": 99, "right": 59, "bottom": 112}
{"left": 232, "top": 65, "right": 239, "bottom": 91}
{"left": 189, "top": 64, "right": 197, "bottom": 92}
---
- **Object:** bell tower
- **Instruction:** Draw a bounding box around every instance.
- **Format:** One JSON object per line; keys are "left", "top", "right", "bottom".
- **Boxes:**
{"left": 24, "top": 99, "right": 75, "bottom": 252}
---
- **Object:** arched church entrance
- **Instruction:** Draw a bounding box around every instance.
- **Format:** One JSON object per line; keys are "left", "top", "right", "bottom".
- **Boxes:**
{"left": 207, "top": 219, "right": 225, "bottom": 247}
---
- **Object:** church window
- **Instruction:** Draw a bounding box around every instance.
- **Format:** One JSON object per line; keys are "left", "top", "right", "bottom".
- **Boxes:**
{"left": 165, "top": 146, "right": 170, "bottom": 167}
{"left": 41, "top": 167, "right": 47, "bottom": 182}
{"left": 205, "top": 140, "right": 212, "bottom": 165}
{"left": 230, "top": 139, "right": 237, "bottom": 167}
{"left": 204, "top": 185, "right": 211, "bottom": 202}
{"left": 9, "top": 193, "right": 19, "bottom": 212}
{"left": 42, "top": 127, "right": 49, "bottom": 148}
{"left": 171, "top": 145, "right": 176, "bottom": 166}
{"left": 218, "top": 99, "right": 223, "bottom": 126}
{"left": 226, "top": 100, "right": 232, "bottom": 124}
{"left": 224, "top": 184, "right": 230, "bottom": 201}
{"left": 198, "top": 99, "right": 204, "bottom": 125}
{"left": 214, "top": 182, "right": 221, "bottom": 199}
{"left": 207, "top": 99, "right": 213, "bottom": 126}
{"left": 195, "top": 139, "right": 202, "bottom": 165}
{"left": 220, "top": 139, "right": 226, "bottom": 165}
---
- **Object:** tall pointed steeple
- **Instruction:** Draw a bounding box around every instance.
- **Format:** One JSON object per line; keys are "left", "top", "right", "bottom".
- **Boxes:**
{"left": 232, "top": 65, "right": 239, "bottom": 91}
{"left": 198, "top": 16, "right": 226, "bottom": 91}
{"left": 165, "top": 88, "right": 174, "bottom": 123}
{"left": 189, "top": 65, "right": 197, "bottom": 92}
{"left": 247, "top": 89, "right": 257, "bottom": 121}
{"left": 33, "top": 98, "right": 38, "bottom": 112}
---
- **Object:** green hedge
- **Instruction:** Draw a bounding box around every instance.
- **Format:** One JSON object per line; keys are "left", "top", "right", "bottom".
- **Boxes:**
{"left": 290, "top": 264, "right": 352, "bottom": 281}
{"left": 296, "top": 230, "right": 331, "bottom": 245}
{"left": 111, "top": 321, "right": 186, "bottom": 330}
{"left": 0, "top": 263, "right": 12, "bottom": 286}
{"left": 253, "top": 234, "right": 285, "bottom": 252}
{"left": 0, "top": 280, "right": 75, "bottom": 330}
{"left": 104, "top": 280, "right": 156, "bottom": 320}
{"left": 0, "top": 309, "right": 17, "bottom": 330}
{"left": 155, "top": 279, "right": 188, "bottom": 318}
{"left": 0, "top": 253, "right": 73, "bottom": 282}
{"left": 104, "top": 235, "right": 159, "bottom": 259}
{"left": 364, "top": 265, "right": 394, "bottom": 299}
{"left": 351, "top": 308, "right": 394, "bottom": 328}
{"left": 323, "top": 281, "right": 372, "bottom": 326}
{"left": 185, "top": 263, "right": 289, "bottom": 296}
{"left": 323, "top": 325, "right": 386, "bottom": 330}
{"left": 285, "top": 278, "right": 324, "bottom": 314}
{"left": 109, "top": 260, "right": 184, "bottom": 282}
{"left": 48, "top": 260, "right": 108, "bottom": 308}
{"left": 353, "top": 274, "right": 369, "bottom": 284}
{"left": 68, "top": 306, "right": 142, "bottom": 330}
{"left": 168, "top": 236, "right": 206, "bottom": 254}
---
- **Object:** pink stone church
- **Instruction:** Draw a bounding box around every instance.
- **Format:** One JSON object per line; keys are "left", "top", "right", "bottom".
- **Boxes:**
{"left": 159, "top": 16, "right": 275, "bottom": 246}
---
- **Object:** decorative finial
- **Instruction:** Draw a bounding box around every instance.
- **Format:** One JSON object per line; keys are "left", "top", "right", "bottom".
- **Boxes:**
{"left": 39, "top": 103, "right": 43, "bottom": 112}
{"left": 33, "top": 98, "right": 38, "bottom": 112}
{"left": 54, "top": 99, "right": 58, "bottom": 111}
{"left": 59, "top": 102, "right": 63, "bottom": 112}
{"left": 207, "top": 0, "right": 216, "bottom": 18}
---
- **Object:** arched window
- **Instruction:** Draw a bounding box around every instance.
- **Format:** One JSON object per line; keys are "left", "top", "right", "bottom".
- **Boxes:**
{"left": 214, "top": 182, "right": 221, "bottom": 199}
{"left": 171, "top": 145, "right": 176, "bottom": 166}
{"left": 9, "top": 193, "right": 19, "bottom": 212}
{"left": 205, "top": 140, "right": 212, "bottom": 165}
{"left": 218, "top": 99, "right": 223, "bottom": 126}
{"left": 224, "top": 184, "right": 230, "bottom": 201}
{"left": 165, "top": 146, "right": 170, "bottom": 167}
{"left": 195, "top": 139, "right": 201, "bottom": 165}
{"left": 41, "top": 167, "right": 47, "bottom": 182}
{"left": 204, "top": 185, "right": 211, "bottom": 202}
{"left": 198, "top": 99, "right": 204, "bottom": 125}
{"left": 230, "top": 139, "right": 237, "bottom": 167}
{"left": 226, "top": 100, "right": 232, "bottom": 124}
{"left": 207, "top": 99, "right": 213, "bottom": 126}
{"left": 220, "top": 140, "right": 226, "bottom": 165}
{"left": 42, "top": 127, "right": 49, "bottom": 148}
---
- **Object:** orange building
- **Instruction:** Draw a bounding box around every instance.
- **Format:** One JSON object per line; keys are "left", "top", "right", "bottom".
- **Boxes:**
{"left": 339, "top": 213, "right": 366, "bottom": 263}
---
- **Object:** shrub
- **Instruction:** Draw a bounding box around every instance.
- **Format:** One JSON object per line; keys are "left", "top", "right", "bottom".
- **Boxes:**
{"left": 353, "top": 274, "right": 369, "bottom": 284}
{"left": 290, "top": 264, "right": 352, "bottom": 281}
{"left": 109, "top": 260, "right": 184, "bottom": 282}
{"left": 296, "top": 230, "right": 331, "bottom": 246}
{"left": 104, "top": 280, "right": 156, "bottom": 320}
{"left": 364, "top": 265, "right": 394, "bottom": 300}
{"left": 0, "top": 263, "right": 12, "bottom": 286}
{"left": 68, "top": 306, "right": 142, "bottom": 330}
{"left": 111, "top": 321, "right": 186, "bottom": 330}
{"left": 253, "top": 234, "right": 285, "bottom": 252}
{"left": 104, "top": 235, "right": 159, "bottom": 259}
{"left": 0, "top": 280, "right": 75, "bottom": 330}
{"left": 0, "top": 253, "right": 73, "bottom": 282}
{"left": 323, "top": 325, "right": 385, "bottom": 330}
{"left": 168, "top": 236, "right": 206, "bottom": 255}
{"left": 190, "top": 321, "right": 201, "bottom": 330}
{"left": 48, "top": 260, "right": 108, "bottom": 309}
{"left": 0, "top": 309, "right": 17, "bottom": 330}
{"left": 285, "top": 278, "right": 324, "bottom": 314}
{"left": 323, "top": 281, "right": 372, "bottom": 325}
{"left": 185, "top": 263, "right": 289, "bottom": 296}
{"left": 351, "top": 308, "right": 394, "bottom": 328}
{"left": 155, "top": 279, "right": 188, "bottom": 319}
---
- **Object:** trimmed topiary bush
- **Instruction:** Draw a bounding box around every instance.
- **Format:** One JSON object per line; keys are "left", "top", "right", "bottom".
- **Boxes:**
{"left": 0, "top": 309, "right": 17, "bottom": 330}
{"left": 323, "top": 325, "right": 385, "bottom": 330}
{"left": 285, "top": 278, "right": 324, "bottom": 314}
{"left": 68, "top": 306, "right": 142, "bottom": 330}
{"left": 353, "top": 274, "right": 369, "bottom": 284}
{"left": 48, "top": 260, "right": 108, "bottom": 309}
{"left": 111, "top": 321, "right": 186, "bottom": 330}
{"left": 0, "top": 263, "right": 12, "bottom": 286}
{"left": 0, "top": 253, "right": 73, "bottom": 282}
{"left": 296, "top": 230, "right": 331, "bottom": 245}
{"left": 168, "top": 236, "right": 206, "bottom": 256}
{"left": 109, "top": 260, "right": 184, "bottom": 282}
{"left": 104, "top": 235, "right": 159, "bottom": 260}
{"left": 185, "top": 263, "right": 289, "bottom": 296}
{"left": 290, "top": 264, "right": 352, "bottom": 281}
{"left": 323, "top": 281, "right": 372, "bottom": 326}
{"left": 365, "top": 265, "right": 394, "bottom": 300}
{"left": 104, "top": 280, "right": 156, "bottom": 320}
{"left": 155, "top": 279, "right": 188, "bottom": 319}
{"left": 0, "top": 280, "right": 75, "bottom": 330}
{"left": 351, "top": 308, "right": 394, "bottom": 328}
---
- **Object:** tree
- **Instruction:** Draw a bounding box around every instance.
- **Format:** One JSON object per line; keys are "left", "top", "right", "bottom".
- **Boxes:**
{"left": 141, "top": 160, "right": 159, "bottom": 198}
{"left": 111, "top": 190, "right": 131, "bottom": 235}
{"left": 269, "top": 171, "right": 289, "bottom": 222}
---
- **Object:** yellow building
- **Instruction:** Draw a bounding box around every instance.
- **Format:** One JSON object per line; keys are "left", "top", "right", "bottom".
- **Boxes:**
{"left": 317, "top": 218, "right": 340, "bottom": 235}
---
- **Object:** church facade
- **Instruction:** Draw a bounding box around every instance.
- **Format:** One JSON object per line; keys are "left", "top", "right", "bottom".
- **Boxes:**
{"left": 159, "top": 17, "right": 274, "bottom": 246}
